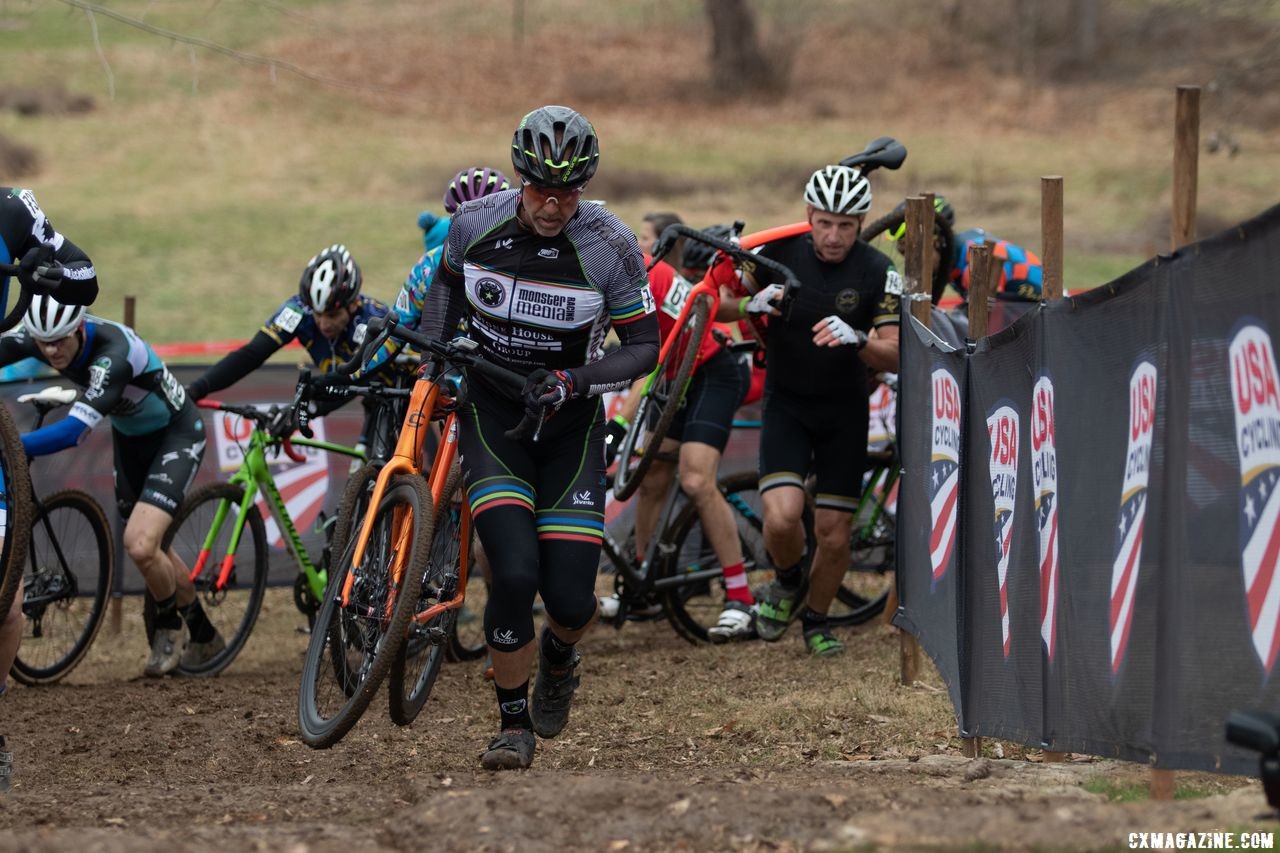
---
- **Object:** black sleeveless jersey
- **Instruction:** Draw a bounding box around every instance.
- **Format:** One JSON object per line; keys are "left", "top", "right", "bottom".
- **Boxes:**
{"left": 754, "top": 235, "right": 901, "bottom": 398}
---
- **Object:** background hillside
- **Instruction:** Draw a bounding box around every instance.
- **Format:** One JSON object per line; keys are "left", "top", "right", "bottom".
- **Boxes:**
{"left": 3, "top": 0, "right": 1278, "bottom": 348}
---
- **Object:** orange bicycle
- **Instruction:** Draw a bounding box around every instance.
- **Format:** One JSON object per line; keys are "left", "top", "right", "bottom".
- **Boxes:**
{"left": 297, "top": 318, "right": 538, "bottom": 748}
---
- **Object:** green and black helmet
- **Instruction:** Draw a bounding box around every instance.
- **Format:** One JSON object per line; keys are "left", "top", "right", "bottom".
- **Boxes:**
{"left": 510, "top": 105, "right": 600, "bottom": 188}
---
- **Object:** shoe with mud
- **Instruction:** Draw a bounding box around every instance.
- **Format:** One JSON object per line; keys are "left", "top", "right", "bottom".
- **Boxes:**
{"left": 530, "top": 634, "right": 581, "bottom": 739}
{"left": 804, "top": 624, "right": 846, "bottom": 658}
{"left": 144, "top": 627, "right": 187, "bottom": 677}
{"left": 753, "top": 580, "right": 804, "bottom": 642}
{"left": 707, "top": 601, "right": 757, "bottom": 643}
{"left": 480, "top": 728, "right": 536, "bottom": 771}
{"left": 180, "top": 630, "right": 226, "bottom": 669}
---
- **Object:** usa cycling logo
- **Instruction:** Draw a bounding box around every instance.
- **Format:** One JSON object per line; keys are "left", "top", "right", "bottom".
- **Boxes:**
{"left": 476, "top": 278, "right": 506, "bottom": 308}
{"left": 929, "top": 368, "right": 961, "bottom": 584}
{"left": 1031, "top": 376, "right": 1060, "bottom": 663}
{"left": 1229, "top": 324, "right": 1280, "bottom": 674}
{"left": 987, "top": 403, "right": 1020, "bottom": 658}
{"left": 1110, "top": 359, "right": 1157, "bottom": 674}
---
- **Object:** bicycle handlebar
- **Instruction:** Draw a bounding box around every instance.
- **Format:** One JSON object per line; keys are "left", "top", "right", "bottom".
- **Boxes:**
{"left": 651, "top": 222, "right": 803, "bottom": 313}
{"left": 345, "top": 315, "right": 547, "bottom": 441}
{"left": 196, "top": 397, "right": 309, "bottom": 463}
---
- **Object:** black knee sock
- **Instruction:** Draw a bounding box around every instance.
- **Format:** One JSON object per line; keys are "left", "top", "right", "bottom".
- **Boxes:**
{"left": 179, "top": 598, "right": 217, "bottom": 643}
{"left": 800, "top": 606, "right": 828, "bottom": 633}
{"left": 496, "top": 681, "right": 532, "bottom": 731}
{"left": 541, "top": 628, "right": 575, "bottom": 667}
{"left": 153, "top": 594, "right": 182, "bottom": 630}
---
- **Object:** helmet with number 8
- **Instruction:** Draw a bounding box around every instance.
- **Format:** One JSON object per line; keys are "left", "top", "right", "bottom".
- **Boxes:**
{"left": 24, "top": 294, "right": 85, "bottom": 341}
{"left": 299, "top": 244, "right": 362, "bottom": 313}
{"left": 804, "top": 164, "right": 872, "bottom": 216}
{"left": 444, "top": 167, "right": 512, "bottom": 214}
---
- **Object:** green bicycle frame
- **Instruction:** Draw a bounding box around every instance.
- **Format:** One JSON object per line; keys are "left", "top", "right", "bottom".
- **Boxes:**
{"left": 191, "top": 428, "right": 364, "bottom": 602}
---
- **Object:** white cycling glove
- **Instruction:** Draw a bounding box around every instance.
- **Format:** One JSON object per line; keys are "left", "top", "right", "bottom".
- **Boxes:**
{"left": 817, "top": 315, "right": 869, "bottom": 348}
{"left": 745, "top": 283, "right": 785, "bottom": 315}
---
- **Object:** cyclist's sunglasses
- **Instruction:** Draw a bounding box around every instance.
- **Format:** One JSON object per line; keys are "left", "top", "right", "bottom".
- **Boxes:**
{"left": 520, "top": 178, "right": 584, "bottom": 205}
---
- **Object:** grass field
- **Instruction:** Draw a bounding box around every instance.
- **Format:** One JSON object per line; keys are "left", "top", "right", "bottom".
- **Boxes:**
{"left": 2, "top": 0, "right": 1278, "bottom": 351}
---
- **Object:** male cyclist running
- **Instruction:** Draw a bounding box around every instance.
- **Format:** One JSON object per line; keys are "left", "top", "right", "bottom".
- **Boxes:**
{"left": 419, "top": 105, "right": 658, "bottom": 770}
{"left": 609, "top": 224, "right": 771, "bottom": 641}
{"left": 0, "top": 295, "right": 210, "bottom": 677}
{"left": 186, "top": 244, "right": 394, "bottom": 448}
{"left": 739, "top": 164, "right": 901, "bottom": 657}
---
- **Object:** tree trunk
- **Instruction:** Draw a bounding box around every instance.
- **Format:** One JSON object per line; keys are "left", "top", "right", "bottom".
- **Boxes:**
{"left": 1070, "top": 0, "right": 1099, "bottom": 64}
{"left": 1014, "top": 0, "right": 1039, "bottom": 77}
{"left": 704, "top": 0, "right": 776, "bottom": 96}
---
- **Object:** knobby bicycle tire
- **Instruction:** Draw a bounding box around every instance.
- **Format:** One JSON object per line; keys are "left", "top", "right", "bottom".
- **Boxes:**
{"left": 149, "top": 481, "right": 270, "bottom": 677}
{"left": 11, "top": 490, "right": 114, "bottom": 685}
{"left": 390, "top": 464, "right": 463, "bottom": 725}
{"left": 657, "top": 470, "right": 812, "bottom": 644}
{"left": 827, "top": 463, "right": 897, "bottom": 628}
{"left": 330, "top": 462, "right": 380, "bottom": 571}
{"left": 861, "top": 208, "right": 955, "bottom": 304}
{"left": 0, "top": 402, "right": 33, "bottom": 620}
{"left": 613, "top": 293, "right": 710, "bottom": 501}
{"left": 298, "top": 474, "right": 432, "bottom": 748}
{"left": 444, "top": 542, "right": 486, "bottom": 662}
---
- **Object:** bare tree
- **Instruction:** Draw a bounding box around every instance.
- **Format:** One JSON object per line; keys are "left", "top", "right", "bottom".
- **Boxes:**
{"left": 704, "top": 0, "right": 783, "bottom": 96}
{"left": 1069, "top": 0, "right": 1099, "bottom": 64}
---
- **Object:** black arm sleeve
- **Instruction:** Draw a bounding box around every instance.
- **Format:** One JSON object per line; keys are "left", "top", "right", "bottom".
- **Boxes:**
{"left": 566, "top": 313, "right": 659, "bottom": 397}
{"left": 52, "top": 236, "right": 99, "bottom": 306}
{"left": 190, "top": 331, "right": 281, "bottom": 399}
{"left": 417, "top": 261, "right": 468, "bottom": 344}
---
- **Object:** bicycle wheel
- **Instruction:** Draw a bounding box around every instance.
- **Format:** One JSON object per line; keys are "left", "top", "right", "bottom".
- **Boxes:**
{"left": 298, "top": 474, "right": 432, "bottom": 748}
{"left": 828, "top": 464, "right": 897, "bottom": 627}
{"left": 0, "top": 402, "right": 33, "bottom": 620}
{"left": 146, "top": 482, "right": 270, "bottom": 676}
{"left": 612, "top": 293, "right": 710, "bottom": 501}
{"left": 861, "top": 207, "right": 955, "bottom": 303}
{"left": 390, "top": 465, "right": 463, "bottom": 725}
{"left": 330, "top": 463, "right": 380, "bottom": 570}
{"left": 11, "top": 490, "right": 114, "bottom": 685}
{"left": 445, "top": 546, "right": 486, "bottom": 662}
{"left": 657, "top": 470, "right": 808, "bottom": 644}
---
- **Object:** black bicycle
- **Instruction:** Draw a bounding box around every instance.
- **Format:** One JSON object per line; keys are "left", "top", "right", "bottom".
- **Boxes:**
{"left": 9, "top": 386, "right": 114, "bottom": 686}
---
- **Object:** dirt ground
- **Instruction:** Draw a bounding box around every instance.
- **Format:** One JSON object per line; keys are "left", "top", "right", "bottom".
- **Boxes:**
{"left": 1, "top": 588, "right": 1276, "bottom": 851}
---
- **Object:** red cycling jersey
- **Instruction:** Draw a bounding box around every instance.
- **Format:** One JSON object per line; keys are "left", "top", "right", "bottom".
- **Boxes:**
{"left": 648, "top": 258, "right": 729, "bottom": 373}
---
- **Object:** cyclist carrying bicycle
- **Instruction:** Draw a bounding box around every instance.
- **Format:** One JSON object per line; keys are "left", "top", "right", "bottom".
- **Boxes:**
{"left": 610, "top": 224, "right": 770, "bottom": 641}
{"left": 186, "top": 244, "right": 396, "bottom": 447}
{"left": 0, "top": 187, "right": 98, "bottom": 307}
{"left": 419, "top": 105, "right": 658, "bottom": 770}
{"left": 732, "top": 164, "right": 902, "bottom": 657}
{"left": 0, "top": 295, "right": 211, "bottom": 677}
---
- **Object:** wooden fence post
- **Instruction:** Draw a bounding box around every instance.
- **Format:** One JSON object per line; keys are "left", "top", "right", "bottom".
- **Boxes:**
{"left": 894, "top": 196, "right": 933, "bottom": 687}
{"left": 1039, "top": 176, "right": 1068, "bottom": 763}
{"left": 1150, "top": 85, "right": 1200, "bottom": 801}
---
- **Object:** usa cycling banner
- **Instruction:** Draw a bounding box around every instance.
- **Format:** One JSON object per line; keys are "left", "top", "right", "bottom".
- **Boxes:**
{"left": 894, "top": 201, "right": 1280, "bottom": 774}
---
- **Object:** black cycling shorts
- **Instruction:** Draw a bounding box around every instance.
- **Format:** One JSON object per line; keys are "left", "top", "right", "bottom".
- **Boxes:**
{"left": 113, "top": 403, "right": 206, "bottom": 518}
{"left": 665, "top": 347, "right": 751, "bottom": 453}
{"left": 758, "top": 385, "right": 869, "bottom": 513}
{"left": 458, "top": 382, "right": 607, "bottom": 650}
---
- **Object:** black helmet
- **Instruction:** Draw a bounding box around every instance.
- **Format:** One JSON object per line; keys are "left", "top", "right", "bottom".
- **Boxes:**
{"left": 299, "top": 244, "right": 362, "bottom": 312}
{"left": 680, "top": 224, "right": 734, "bottom": 273}
{"left": 510, "top": 105, "right": 600, "bottom": 188}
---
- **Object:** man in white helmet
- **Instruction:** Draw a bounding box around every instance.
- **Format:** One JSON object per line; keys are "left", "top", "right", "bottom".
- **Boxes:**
{"left": 737, "top": 163, "right": 902, "bottom": 657}
{"left": 0, "top": 295, "right": 211, "bottom": 680}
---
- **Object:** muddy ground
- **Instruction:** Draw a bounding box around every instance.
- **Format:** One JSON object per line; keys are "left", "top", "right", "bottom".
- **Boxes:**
{"left": 1, "top": 588, "right": 1276, "bottom": 852}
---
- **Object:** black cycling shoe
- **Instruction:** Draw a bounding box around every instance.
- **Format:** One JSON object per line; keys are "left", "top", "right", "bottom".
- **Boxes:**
{"left": 531, "top": 635, "right": 581, "bottom": 739}
{"left": 480, "top": 728, "right": 536, "bottom": 771}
